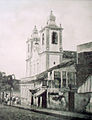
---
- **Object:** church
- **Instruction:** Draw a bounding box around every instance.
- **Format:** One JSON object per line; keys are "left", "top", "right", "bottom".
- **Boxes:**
{"left": 26, "top": 11, "right": 63, "bottom": 77}
{"left": 21, "top": 11, "right": 77, "bottom": 111}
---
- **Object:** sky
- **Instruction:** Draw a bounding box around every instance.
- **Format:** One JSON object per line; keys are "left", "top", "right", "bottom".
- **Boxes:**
{"left": 0, "top": 0, "right": 92, "bottom": 79}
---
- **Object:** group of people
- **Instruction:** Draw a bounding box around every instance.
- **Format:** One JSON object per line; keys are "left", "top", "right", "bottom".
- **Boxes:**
{"left": 3, "top": 95, "right": 21, "bottom": 105}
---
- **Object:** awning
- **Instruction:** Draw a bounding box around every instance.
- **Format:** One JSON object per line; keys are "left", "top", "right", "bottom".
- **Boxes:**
{"left": 34, "top": 89, "right": 46, "bottom": 97}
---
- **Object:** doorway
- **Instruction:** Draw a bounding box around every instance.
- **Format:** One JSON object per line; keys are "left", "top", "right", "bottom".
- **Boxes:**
{"left": 42, "top": 91, "right": 47, "bottom": 108}
{"left": 31, "top": 96, "right": 34, "bottom": 105}
{"left": 68, "top": 91, "right": 75, "bottom": 111}
{"left": 38, "top": 97, "right": 40, "bottom": 107}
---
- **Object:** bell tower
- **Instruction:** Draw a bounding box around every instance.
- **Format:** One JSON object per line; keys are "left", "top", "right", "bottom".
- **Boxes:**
{"left": 40, "top": 11, "right": 63, "bottom": 71}
{"left": 26, "top": 26, "right": 39, "bottom": 77}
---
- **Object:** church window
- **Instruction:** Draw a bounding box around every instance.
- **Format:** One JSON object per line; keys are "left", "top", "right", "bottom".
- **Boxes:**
{"left": 52, "top": 32, "right": 58, "bottom": 44}
{"left": 42, "top": 80, "right": 47, "bottom": 86}
{"left": 42, "top": 33, "right": 44, "bottom": 45}
{"left": 28, "top": 44, "right": 30, "bottom": 52}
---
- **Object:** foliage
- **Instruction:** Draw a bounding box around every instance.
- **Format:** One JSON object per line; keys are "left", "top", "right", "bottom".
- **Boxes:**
{"left": 0, "top": 72, "right": 9, "bottom": 91}
{"left": 0, "top": 71, "right": 19, "bottom": 92}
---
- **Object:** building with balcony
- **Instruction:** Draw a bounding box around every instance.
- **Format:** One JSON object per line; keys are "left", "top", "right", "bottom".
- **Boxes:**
{"left": 21, "top": 11, "right": 77, "bottom": 111}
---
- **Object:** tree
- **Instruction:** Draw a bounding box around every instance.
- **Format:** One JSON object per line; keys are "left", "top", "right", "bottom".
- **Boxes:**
{"left": 0, "top": 72, "right": 9, "bottom": 102}
{"left": 0, "top": 72, "right": 17, "bottom": 103}
{"left": 0, "top": 72, "right": 11, "bottom": 91}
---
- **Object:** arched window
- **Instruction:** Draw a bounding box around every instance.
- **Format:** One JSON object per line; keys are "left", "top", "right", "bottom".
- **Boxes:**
{"left": 52, "top": 32, "right": 58, "bottom": 44}
{"left": 42, "top": 33, "right": 44, "bottom": 45}
{"left": 28, "top": 44, "right": 30, "bottom": 52}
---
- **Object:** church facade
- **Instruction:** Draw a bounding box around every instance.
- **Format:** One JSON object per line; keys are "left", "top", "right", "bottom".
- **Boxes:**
{"left": 26, "top": 11, "right": 63, "bottom": 77}
{"left": 21, "top": 11, "right": 77, "bottom": 111}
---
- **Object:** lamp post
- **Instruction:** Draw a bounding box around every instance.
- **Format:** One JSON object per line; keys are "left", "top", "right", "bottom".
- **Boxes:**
{"left": 7, "top": 74, "right": 15, "bottom": 106}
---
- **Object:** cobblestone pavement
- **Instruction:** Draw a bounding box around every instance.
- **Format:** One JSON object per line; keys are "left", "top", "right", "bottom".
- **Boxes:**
{"left": 0, "top": 104, "right": 69, "bottom": 120}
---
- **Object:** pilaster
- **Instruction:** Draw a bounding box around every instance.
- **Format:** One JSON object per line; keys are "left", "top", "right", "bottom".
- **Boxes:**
{"left": 46, "top": 28, "right": 49, "bottom": 51}
{"left": 59, "top": 30, "right": 62, "bottom": 52}
{"left": 59, "top": 30, "right": 63, "bottom": 63}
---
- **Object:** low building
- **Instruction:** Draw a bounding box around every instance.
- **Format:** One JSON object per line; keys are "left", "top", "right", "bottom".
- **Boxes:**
{"left": 21, "top": 11, "right": 89, "bottom": 112}
{"left": 77, "top": 42, "right": 92, "bottom": 112}
{"left": 21, "top": 59, "right": 77, "bottom": 111}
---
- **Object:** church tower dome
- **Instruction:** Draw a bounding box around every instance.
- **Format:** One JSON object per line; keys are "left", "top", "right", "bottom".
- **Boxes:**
{"left": 48, "top": 11, "right": 56, "bottom": 26}
{"left": 49, "top": 10, "right": 56, "bottom": 22}
{"left": 32, "top": 25, "right": 39, "bottom": 39}
{"left": 33, "top": 25, "right": 38, "bottom": 34}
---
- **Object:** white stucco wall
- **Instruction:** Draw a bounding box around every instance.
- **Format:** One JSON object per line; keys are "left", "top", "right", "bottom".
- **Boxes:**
{"left": 26, "top": 61, "right": 30, "bottom": 77}
{"left": 49, "top": 54, "right": 59, "bottom": 68}
{"left": 40, "top": 54, "right": 46, "bottom": 73}
{"left": 30, "top": 47, "right": 40, "bottom": 76}
{"left": 21, "top": 83, "right": 34, "bottom": 105}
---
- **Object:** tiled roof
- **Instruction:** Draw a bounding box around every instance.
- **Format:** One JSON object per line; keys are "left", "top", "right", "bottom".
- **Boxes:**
{"left": 21, "top": 59, "right": 75, "bottom": 84}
